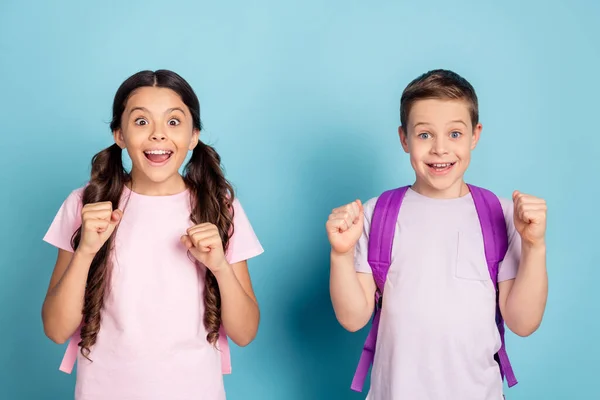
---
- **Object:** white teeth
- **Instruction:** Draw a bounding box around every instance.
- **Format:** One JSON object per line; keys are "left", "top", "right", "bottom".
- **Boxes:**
{"left": 144, "top": 150, "right": 172, "bottom": 155}
{"left": 430, "top": 162, "right": 454, "bottom": 168}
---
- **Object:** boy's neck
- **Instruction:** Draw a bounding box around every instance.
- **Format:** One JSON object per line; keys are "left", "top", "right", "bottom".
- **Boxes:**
{"left": 411, "top": 179, "right": 470, "bottom": 199}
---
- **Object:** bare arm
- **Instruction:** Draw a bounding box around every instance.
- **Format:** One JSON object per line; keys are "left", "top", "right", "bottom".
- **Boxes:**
{"left": 42, "top": 249, "right": 93, "bottom": 344}
{"left": 326, "top": 199, "right": 377, "bottom": 332}
{"left": 330, "top": 250, "right": 376, "bottom": 332}
{"left": 499, "top": 242, "right": 548, "bottom": 337}
{"left": 214, "top": 260, "right": 259, "bottom": 347}
{"left": 182, "top": 221, "right": 261, "bottom": 347}
{"left": 42, "top": 201, "right": 122, "bottom": 344}
{"left": 499, "top": 191, "right": 548, "bottom": 337}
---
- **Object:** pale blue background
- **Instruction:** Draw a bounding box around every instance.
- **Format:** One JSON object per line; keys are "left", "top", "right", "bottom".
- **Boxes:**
{"left": 1, "top": 0, "right": 598, "bottom": 399}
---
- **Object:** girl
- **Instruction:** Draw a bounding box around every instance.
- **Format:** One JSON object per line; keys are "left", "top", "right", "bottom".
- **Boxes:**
{"left": 42, "top": 70, "right": 264, "bottom": 400}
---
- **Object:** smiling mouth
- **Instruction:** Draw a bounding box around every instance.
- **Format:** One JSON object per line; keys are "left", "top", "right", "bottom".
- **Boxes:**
{"left": 144, "top": 149, "right": 173, "bottom": 164}
{"left": 426, "top": 162, "right": 456, "bottom": 173}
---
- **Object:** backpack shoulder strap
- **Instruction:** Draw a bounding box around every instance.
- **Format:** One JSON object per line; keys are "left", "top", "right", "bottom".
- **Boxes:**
{"left": 218, "top": 325, "right": 232, "bottom": 374}
{"left": 367, "top": 186, "right": 410, "bottom": 292}
{"left": 468, "top": 184, "right": 518, "bottom": 388}
{"left": 351, "top": 185, "right": 409, "bottom": 392}
{"left": 58, "top": 326, "right": 81, "bottom": 374}
{"left": 468, "top": 184, "right": 508, "bottom": 284}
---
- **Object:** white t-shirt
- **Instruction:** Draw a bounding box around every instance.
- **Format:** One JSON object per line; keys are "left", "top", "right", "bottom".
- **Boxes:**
{"left": 355, "top": 188, "right": 520, "bottom": 400}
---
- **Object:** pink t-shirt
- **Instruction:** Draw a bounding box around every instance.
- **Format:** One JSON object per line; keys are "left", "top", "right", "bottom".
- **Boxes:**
{"left": 43, "top": 185, "right": 264, "bottom": 400}
{"left": 355, "top": 188, "right": 520, "bottom": 400}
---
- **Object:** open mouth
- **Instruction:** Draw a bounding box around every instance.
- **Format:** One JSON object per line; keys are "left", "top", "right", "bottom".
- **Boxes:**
{"left": 144, "top": 149, "right": 173, "bottom": 165}
{"left": 426, "top": 162, "right": 456, "bottom": 174}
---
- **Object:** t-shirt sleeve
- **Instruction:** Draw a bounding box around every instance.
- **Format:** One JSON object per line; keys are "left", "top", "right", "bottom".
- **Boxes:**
{"left": 43, "top": 188, "right": 84, "bottom": 252}
{"left": 498, "top": 197, "right": 521, "bottom": 282}
{"left": 354, "top": 197, "right": 378, "bottom": 274}
{"left": 226, "top": 198, "right": 264, "bottom": 265}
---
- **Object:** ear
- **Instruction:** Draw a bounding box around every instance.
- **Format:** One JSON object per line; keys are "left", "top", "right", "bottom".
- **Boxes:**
{"left": 189, "top": 128, "right": 200, "bottom": 151}
{"left": 399, "top": 126, "right": 410, "bottom": 153}
{"left": 113, "top": 129, "right": 126, "bottom": 149}
{"left": 470, "top": 123, "right": 483, "bottom": 150}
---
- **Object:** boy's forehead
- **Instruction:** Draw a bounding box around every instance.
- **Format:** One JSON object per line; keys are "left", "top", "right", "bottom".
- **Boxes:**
{"left": 408, "top": 98, "right": 471, "bottom": 126}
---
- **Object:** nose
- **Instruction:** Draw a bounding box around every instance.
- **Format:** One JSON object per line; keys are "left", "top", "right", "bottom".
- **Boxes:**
{"left": 149, "top": 126, "right": 167, "bottom": 142}
{"left": 431, "top": 136, "right": 449, "bottom": 156}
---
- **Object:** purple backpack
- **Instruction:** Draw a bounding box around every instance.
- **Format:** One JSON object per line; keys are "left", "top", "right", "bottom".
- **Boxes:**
{"left": 350, "top": 184, "right": 518, "bottom": 392}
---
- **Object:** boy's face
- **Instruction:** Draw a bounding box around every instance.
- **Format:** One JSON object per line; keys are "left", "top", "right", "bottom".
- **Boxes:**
{"left": 399, "top": 98, "right": 482, "bottom": 198}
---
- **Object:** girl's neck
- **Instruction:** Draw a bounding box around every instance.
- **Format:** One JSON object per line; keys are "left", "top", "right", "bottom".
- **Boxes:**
{"left": 127, "top": 170, "right": 188, "bottom": 196}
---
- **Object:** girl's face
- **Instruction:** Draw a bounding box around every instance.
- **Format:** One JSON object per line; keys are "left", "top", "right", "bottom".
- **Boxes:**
{"left": 114, "top": 86, "right": 199, "bottom": 193}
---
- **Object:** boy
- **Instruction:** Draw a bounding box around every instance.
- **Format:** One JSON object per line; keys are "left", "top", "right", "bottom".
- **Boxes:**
{"left": 326, "top": 69, "right": 548, "bottom": 400}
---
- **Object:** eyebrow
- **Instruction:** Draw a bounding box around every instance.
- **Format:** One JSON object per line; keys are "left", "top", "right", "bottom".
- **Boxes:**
{"left": 129, "top": 106, "right": 149, "bottom": 115}
{"left": 167, "top": 107, "right": 186, "bottom": 115}
{"left": 413, "top": 122, "right": 431, "bottom": 129}
{"left": 128, "top": 107, "right": 187, "bottom": 116}
{"left": 413, "top": 120, "right": 468, "bottom": 129}
{"left": 449, "top": 119, "right": 468, "bottom": 127}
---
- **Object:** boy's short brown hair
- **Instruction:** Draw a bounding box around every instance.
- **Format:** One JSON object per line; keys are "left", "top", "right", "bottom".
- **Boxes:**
{"left": 400, "top": 69, "right": 479, "bottom": 129}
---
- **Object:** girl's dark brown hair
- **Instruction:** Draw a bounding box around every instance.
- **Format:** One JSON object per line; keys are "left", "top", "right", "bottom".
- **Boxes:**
{"left": 71, "top": 70, "right": 234, "bottom": 359}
